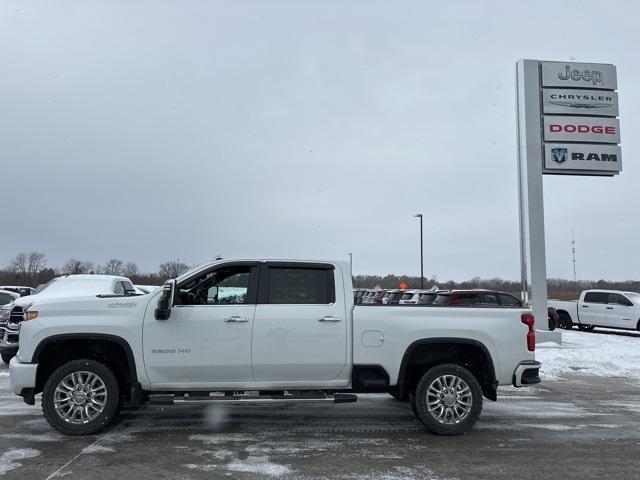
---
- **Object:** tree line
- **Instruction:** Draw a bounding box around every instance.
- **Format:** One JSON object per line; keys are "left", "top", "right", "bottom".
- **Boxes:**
{"left": 2, "top": 251, "right": 639, "bottom": 300}
{"left": 0, "top": 251, "right": 192, "bottom": 287}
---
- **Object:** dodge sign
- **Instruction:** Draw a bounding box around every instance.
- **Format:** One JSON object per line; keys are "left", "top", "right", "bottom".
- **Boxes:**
{"left": 543, "top": 116, "right": 620, "bottom": 144}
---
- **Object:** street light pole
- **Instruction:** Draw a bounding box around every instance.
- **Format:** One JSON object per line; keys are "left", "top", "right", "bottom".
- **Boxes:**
{"left": 414, "top": 214, "right": 424, "bottom": 289}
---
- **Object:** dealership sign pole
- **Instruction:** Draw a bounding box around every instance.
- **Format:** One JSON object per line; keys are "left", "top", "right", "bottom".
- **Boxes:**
{"left": 516, "top": 59, "right": 621, "bottom": 339}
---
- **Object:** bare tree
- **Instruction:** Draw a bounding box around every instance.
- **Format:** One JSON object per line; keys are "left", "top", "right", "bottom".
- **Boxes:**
{"left": 62, "top": 258, "right": 95, "bottom": 275}
{"left": 122, "top": 261, "right": 139, "bottom": 278}
{"left": 103, "top": 258, "right": 124, "bottom": 275}
{"left": 9, "top": 251, "right": 47, "bottom": 284}
{"left": 159, "top": 259, "right": 189, "bottom": 280}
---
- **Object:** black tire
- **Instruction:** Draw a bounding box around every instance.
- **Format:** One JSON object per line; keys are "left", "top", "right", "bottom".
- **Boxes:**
{"left": 42, "top": 359, "right": 120, "bottom": 436}
{"left": 409, "top": 392, "right": 419, "bottom": 418}
{"left": 413, "top": 363, "right": 482, "bottom": 436}
{"left": 389, "top": 389, "right": 409, "bottom": 402}
{"left": 558, "top": 312, "right": 573, "bottom": 330}
{"left": 1, "top": 353, "right": 14, "bottom": 364}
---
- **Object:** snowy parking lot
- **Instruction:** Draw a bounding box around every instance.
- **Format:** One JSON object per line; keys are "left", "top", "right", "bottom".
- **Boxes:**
{"left": 1, "top": 328, "right": 640, "bottom": 479}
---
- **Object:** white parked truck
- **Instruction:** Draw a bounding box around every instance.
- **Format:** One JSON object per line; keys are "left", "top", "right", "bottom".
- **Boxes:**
{"left": 10, "top": 259, "right": 541, "bottom": 436}
{"left": 549, "top": 289, "right": 640, "bottom": 332}
{"left": 0, "top": 275, "right": 136, "bottom": 364}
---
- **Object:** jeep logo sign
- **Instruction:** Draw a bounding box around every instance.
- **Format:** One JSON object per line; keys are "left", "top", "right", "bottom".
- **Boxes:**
{"left": 544, "top": 144, "right": 622, "bottom": 175}
{"left": 541, "top": 61, "right": 617, "bottom": 90}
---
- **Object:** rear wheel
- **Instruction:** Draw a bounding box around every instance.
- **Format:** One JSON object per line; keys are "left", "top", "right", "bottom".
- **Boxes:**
{"left": 412, "top": 364, "right": 482, "bottom": 436}
{"left": 42, "top": 359, "right": 120, "bottom": 436}
{"left": 558, "top": 312, "right": 573, "bottom": 330}
{"left": 1, "top": 353, "right": 14, "bottom": 364}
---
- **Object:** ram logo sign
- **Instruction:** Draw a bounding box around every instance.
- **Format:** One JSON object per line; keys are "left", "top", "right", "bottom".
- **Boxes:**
{"left": 544, "top": 144, "right": 621, "bottom": 175}
{"left": 550, "top": 148, "right": 568, "bottom": 164}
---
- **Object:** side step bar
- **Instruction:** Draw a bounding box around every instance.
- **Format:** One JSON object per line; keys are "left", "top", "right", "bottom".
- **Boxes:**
{"left": 149, "top": 392, "right": 358, "bottom": 406}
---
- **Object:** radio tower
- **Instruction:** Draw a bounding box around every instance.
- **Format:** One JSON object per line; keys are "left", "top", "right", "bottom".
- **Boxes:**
{"left": 571, "top": 228, "right": 577, "bottom": 281}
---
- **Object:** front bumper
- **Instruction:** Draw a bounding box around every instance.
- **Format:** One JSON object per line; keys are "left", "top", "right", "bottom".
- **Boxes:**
{"left": 512, "top": 360, "right": 541, "bottom": 387}
{"left": 0, "top": 327, "right": 19, "bottom": 355}
{"left": 9, "top": 356, "right": 38, "bottom": 397}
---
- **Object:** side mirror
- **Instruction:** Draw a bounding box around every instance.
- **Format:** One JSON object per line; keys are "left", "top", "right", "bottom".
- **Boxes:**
{"left": 155, "top": 279, "right": 176, "bottom": 320}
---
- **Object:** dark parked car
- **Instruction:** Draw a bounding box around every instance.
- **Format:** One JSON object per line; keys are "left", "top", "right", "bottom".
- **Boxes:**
{"left": 433, "top": 290, "right": 522, "bottom": 307}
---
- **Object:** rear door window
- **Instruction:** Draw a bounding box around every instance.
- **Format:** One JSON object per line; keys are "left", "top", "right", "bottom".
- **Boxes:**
{"left": 584, "top": 292, "right": 608, "bottom": 304}
{"left": 498, "top": 293, "right": 522, "bottom": 306}
{"left": 267, "top": 267, "right": 335, "bottom": 304}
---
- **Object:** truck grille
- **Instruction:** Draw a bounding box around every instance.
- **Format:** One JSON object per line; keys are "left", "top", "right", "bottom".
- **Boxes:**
{"left": 8, "top": 306, "right": 24, "bottom": 326}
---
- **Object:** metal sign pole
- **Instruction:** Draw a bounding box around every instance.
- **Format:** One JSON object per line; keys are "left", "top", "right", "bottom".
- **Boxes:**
{"left": 516, "top": 60, "right": 557, "bottom": 340}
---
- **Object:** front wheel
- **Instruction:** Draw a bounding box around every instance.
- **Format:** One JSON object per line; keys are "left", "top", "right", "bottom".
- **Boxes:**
{"left": 558, "top": 312, "right": 574, "bottom": 330}
{"left": 1, "top": 353, "right": 14, "bottom": 364}
{"left": 412, "top": 364, "right": 482, "bottom": 436}
{"left": 42, "top": 359, "right": 120, "bottom": 436}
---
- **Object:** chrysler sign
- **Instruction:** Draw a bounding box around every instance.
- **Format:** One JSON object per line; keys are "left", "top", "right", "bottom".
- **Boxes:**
{"left": 542, "top": 89, "right": 618, "bottom": 116}
{"left": 543, "top": 116, "right": 620, "bottom": 144}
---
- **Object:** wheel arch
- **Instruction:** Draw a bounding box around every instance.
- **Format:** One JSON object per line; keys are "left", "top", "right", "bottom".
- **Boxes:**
{"left": 397, "top": 338, "right": 498, "bottom": 401}
{"left": 32, "top": 333, "right": 143, "bottom": 405}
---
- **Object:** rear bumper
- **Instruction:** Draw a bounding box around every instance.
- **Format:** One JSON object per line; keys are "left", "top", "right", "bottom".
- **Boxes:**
{"left": 512, "top": 360, "right": 541, "bottom": 387}
{"left": 9, "top": 356, "right": 38, "bottom": 397}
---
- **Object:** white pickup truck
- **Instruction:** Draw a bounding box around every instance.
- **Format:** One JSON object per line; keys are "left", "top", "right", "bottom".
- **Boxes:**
{"left": 549, "top": 289, "right": 640, "bottom": 332}
{"left": 10, "top": 259, "right": 540, "bottom": 436}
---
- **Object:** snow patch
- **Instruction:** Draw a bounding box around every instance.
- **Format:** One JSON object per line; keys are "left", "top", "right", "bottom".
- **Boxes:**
{"left": 189, "top": 433, "right": 254, "bottom": 445}
{"left": 81, "top": 444, "right": 116, "bottom": 455}
{"left": 0, "top": 433, "right": 63, "bottom": 443}
{"left": 537, "top": 330, "right": 640, "bottom": 381}
{"left": 183, "top": 463, "right": 218, "bottom": 472}
{"left": 226, "top": 456, "right": 291, "bottom": 476}
{"left": 0, "top": 448, "right": 40, "bottom": 475}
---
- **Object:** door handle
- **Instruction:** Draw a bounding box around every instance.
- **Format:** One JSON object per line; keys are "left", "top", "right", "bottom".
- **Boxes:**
{"left": 318, "top": 316, "right": 342, "bottom": 322}
{"left": 224, "top": 316, "right": 249, "bottom": 323}
{"left": 606, "top": 306, "right": 614, "bottom": 310}
{"left": 582, "top": 305, "right": 589, "bottom": 308}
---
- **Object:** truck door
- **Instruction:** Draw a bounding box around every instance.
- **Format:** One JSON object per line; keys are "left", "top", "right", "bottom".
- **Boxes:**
{"left": 606, "top": 293, "right": 635, "bottom": 329}
{"left": 580, "top": 291, "right": 608, "bottom": 326}
{"left": 143, "top": 263, "right": 259, "bottom": 387}
{"left": 251, "top": 263, "right": 348, "bottom": 384}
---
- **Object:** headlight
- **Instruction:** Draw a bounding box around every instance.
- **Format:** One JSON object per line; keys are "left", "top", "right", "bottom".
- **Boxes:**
{"left": 0, "top": 308, "right": 10, "bottom": 321}
{"left": 25, "top": 311, "right": 39, "bottom": 321}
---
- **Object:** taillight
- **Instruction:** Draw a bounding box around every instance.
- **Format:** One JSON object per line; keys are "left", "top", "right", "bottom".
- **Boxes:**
{"left": 521, "top": 313, "right": 535, "bottom": 351}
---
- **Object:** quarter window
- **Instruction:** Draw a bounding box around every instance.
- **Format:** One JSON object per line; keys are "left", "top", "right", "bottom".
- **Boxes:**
{"left": 268, "top": 267, "right": 334, "bottom": 304}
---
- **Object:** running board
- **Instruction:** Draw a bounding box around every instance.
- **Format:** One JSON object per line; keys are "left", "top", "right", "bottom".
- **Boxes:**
{"left": 148, "top": 392, "right": 357, "bottom": 406}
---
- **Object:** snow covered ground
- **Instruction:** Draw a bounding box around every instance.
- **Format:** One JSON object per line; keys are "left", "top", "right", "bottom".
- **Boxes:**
{"left": 537, "top": 329, "right": 640, "bottom": 382}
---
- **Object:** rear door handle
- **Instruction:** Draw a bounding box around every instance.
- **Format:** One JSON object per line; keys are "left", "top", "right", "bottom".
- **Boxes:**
{"left": 582, "top": 305, "right": 589, "bottom": 308}
{"left": 224, "top": 316, "right": 249, "bottom": 323}
{"left": 606, "top": 306, "right": 614, "bottom": 310}
{"left": 318, "top": 316, "right": 342, "bottom": 322}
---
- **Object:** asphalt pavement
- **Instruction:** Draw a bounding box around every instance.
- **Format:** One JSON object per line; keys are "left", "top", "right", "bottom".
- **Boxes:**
{"left": 1, "top": 362, "right": 639, "bottom": 479}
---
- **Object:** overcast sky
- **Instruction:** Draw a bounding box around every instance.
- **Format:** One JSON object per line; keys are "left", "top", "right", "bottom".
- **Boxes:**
{"left": 1, "top": 1, "right": 638, "bottom": 281}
